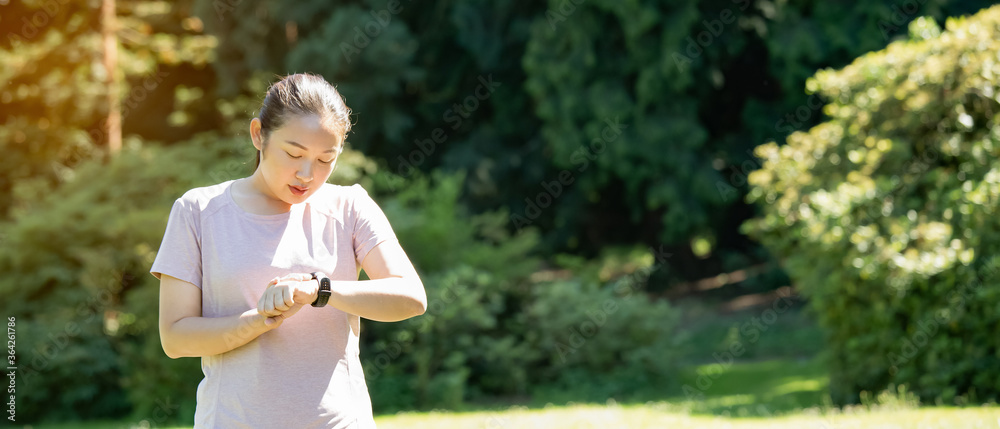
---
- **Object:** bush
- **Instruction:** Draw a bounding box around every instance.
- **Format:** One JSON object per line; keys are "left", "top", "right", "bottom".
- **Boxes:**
{"left": 363, "top": 173, "right": 683, "bottom": 411}
{"left": 1, "top": 134, "right": 248, "bottom": 422}
{"left": 744, "top": 7, "right": 1000, "bottom": 405}
{"left": 522, "top": 276, "right": 681, "bottom": 400}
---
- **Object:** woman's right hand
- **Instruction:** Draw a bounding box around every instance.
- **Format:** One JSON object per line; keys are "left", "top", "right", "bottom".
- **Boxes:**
{"left": 257, "top": 276, "right": 310, "bottom": 327}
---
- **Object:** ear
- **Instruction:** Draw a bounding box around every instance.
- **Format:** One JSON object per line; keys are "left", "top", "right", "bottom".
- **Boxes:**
{"left": 250, "top": 118, "right": 264, "bottom": 151}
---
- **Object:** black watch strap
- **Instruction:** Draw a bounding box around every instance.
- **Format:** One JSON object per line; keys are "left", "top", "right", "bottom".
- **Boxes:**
{"left": 311, "top": 272, "right": 331, "bottom": 308}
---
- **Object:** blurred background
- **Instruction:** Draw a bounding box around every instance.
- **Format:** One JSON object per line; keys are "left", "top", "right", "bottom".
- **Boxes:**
{"left": 3, "top": 0, "right": 1000, "bottom": 427}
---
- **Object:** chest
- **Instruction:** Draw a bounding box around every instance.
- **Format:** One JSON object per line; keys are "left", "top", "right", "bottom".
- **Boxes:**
{"left": 199, "top": 207, "right": 358, "bottom": 316}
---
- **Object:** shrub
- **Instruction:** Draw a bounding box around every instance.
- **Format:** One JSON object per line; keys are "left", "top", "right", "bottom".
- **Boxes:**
{"left": 744, "top": 7, "right": 1000, "bottom": 404}
{"left": 522, "top": 277, "right": 682, "bottom": 400}
{"left": 363, "top": 173, "right": 684, "bottom": 410}
{"left": 1, "top": 134, "right": 245, "bottom": 422}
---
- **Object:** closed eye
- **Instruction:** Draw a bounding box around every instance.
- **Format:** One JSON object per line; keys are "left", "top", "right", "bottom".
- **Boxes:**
{"left": 319, "top": 159, "right": 334, "bottom": 165}
{"left": 285, "top": 151, "right": 301, "bottom": 159}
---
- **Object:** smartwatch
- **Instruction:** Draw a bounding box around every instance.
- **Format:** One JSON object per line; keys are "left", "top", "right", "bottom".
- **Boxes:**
{"left": 311, "top": 272, "right": 332, "bottom": 308}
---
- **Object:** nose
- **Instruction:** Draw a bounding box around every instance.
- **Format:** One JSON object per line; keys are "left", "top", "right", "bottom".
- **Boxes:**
{"left": 295, "top": 160, "right": 313, "bottom": 183}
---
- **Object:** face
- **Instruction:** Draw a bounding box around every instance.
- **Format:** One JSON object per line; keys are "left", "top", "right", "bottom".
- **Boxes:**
{"left": 250, "top": 114, "right": 343, "bottom": 205}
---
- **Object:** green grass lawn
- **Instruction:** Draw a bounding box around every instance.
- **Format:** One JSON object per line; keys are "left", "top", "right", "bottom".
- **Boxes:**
{"left": 374, "top": 405, "right": 1000, "bottom": 429}
{"left": 374, "top": 357, "right": 998, "bottom": 428}
{"left": 27, "top": 358, "right": 1000, "bottom": 428}
{"left": 24, "top": 405, "right": 1000, "bottom": 429}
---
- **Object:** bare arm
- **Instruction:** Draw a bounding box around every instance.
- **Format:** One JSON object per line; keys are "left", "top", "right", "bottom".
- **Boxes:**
{"left": 266, "top": 240, "right": 427, "bottom": 322}
{"left": 329, "top": 240, "right": 427, "bottom": 322}
{"left": 257, "top": 241, "right": 426, "bottom": 322}
{"left": 158, "top": 274, "right": 288, "bottom": 359}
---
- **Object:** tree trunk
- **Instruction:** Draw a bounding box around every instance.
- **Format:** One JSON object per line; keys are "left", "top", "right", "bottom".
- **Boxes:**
{"left": 102, "top": 0, "right": 121, "bottom": 154}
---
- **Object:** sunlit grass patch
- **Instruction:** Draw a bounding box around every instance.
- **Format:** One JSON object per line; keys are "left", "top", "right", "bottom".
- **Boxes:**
{"left": 374, "top": 403, "right": 1000, "bottom": 429}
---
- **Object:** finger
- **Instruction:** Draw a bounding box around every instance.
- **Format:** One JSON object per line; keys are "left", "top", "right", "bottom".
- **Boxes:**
{"left": 272, "top": 313, "right": 289, "bottom": 325}
{"left": 257, "top": 293, "right": 267, "bottom": 315}
{"left": 263, "top": 289, "right": 276, "bottom": 315}
{"left": 273, "top": 288, "right": 291, "bottom": 312}
{"left": 282, "top": 286, "right": 295, "bottom": 309}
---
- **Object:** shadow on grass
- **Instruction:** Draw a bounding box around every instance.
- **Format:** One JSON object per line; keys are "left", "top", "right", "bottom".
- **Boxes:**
{"left": 670, "top": 357, "right": 829, "bottom": 417}
{"left": 453, "top": 305, "right": 830, "bottom": 418}
{"left": 450, "top": 356, "right": 831, "bottom": 420}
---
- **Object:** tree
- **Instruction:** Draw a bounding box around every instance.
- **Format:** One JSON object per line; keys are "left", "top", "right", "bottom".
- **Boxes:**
{"left": 0, "top": 0, "right": 218, "bottom": 219}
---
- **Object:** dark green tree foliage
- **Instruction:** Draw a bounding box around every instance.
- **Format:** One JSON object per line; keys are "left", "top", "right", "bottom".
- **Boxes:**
{"left": 284, "top": 2, "right": 424, "bottom": 157}
{"left": 0, "top": 135, "right": 238, "bottom": 422}
{"left": 192, "top": 0, "right": 287, "bottom": 98}
{"left": 745, "top": 7, "right": 1000, "bottom": 404}
{"left": 521, "top": 0, "right": 994, "bottom": 282}
{"left": 275, "top": 0, "right": 553, "bottom": 227}
{"left": 0, "top": 0, "right": 218, "bottom": 219}
{"left": 523, "top": 0, "right": 719, "bottom": 246}
{"left": 1, "top": 0, "right": 104, "bottom": 218}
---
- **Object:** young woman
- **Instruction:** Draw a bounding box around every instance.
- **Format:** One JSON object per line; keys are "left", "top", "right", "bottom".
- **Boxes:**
{"left": 151, "top": 73, "right": 427, "bottom": 428}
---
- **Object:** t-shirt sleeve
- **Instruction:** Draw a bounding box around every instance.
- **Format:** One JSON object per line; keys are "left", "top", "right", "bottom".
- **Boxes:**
{"left": 150, "top": 197, "right": 203, "bottom": 288}
{"left": 351, "top": 184, "right": 398, "bottom": 266}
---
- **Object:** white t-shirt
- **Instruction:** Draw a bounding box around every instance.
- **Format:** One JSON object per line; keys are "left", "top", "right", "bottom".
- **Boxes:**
{"left": 150, "top": 180, "right": 396, "bottom": 429}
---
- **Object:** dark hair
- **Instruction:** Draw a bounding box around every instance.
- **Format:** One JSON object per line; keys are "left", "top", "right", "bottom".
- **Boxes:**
{"left": 252, "top": 73, "right": 352, "bottom": 170}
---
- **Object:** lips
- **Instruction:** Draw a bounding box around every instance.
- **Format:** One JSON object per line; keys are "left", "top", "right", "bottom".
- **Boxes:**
{"left": 289, "top": 185, "right": 308, "bottom": 196}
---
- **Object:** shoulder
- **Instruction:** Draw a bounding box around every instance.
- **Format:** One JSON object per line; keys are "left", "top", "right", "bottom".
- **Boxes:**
{"left": 172, "top": 181, "right": 233, "bottom": 218}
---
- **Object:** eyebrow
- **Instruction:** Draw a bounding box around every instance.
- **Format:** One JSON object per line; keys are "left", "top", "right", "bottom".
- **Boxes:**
{"left": 284, "top": 140, "right": 340, "bottom": 153}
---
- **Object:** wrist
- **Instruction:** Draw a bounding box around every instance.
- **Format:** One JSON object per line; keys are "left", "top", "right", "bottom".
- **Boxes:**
{"left": 311, "top": 272, "right": 332, "bottom": 307}
{"left": 306, "top": 279, "right": 320, "bottom": 304}
{"left": 242, "top": 309, "right": 275, "bottom": 332}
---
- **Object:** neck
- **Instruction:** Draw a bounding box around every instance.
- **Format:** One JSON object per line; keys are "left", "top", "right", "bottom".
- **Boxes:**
{"left": 244, "top": 170, "right": 291, "bottom": 213}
